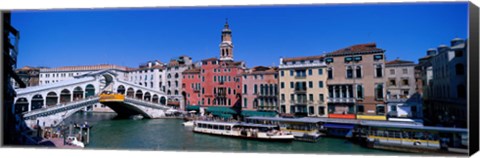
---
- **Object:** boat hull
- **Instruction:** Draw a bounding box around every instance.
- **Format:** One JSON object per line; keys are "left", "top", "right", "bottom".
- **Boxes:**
{"left": 193, "top": 130, "right": 294, "bottom": 142}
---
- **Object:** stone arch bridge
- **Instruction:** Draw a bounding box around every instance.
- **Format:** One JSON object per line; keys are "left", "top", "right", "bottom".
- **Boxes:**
{"left": 13, "top": 69, "right": 183, "bottom": 129}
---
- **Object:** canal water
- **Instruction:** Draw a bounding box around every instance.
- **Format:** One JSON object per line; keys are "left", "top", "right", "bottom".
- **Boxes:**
{"left": 65, "top": 112, "right": 407, "bottom": 155}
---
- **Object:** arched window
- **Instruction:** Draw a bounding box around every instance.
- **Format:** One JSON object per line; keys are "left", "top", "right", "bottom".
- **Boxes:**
{"left": 375, "top": 65, "right": 383, "bottom": 77}
{"left": 327, "top": 67, "right": 333, "bottom": 79}
{"left": 175, "top": 73, "right": 179, "bottom": 78}
{"left": 346, "top": 66, "right": 353, "bottom": 79}
{"left": 355, "top": 66, "right": 362, "bottom": 78}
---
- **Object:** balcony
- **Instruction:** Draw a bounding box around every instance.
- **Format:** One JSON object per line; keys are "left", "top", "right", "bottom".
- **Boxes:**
{"left": 215, "top": 92, "right": 227, "bottom": 97}
{"left": 280, "top": 100, "right": 286, "bottom": 104}
{"left": 327, "top": 97, "right": 355, "bottom": 103}
{"left": 317, "top": 100, "right": 325, "bottom": 104}
{"left": 290, "top": 99, "right": 307, "bottom": 105}
{"left": 294, "top": 88, "right": 307, "bottom": 94}
{"left": 193, "top": 88, "right": 200, "bottom": 92}
{"left": 257, "top": 92, "right": 277, "bottom": 98}
{"left": 294, "top": 75, "right": 306, "bottom": 79}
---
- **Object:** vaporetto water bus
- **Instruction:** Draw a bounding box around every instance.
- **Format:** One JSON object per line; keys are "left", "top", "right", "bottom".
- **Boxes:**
{"left": 193, "top": 121, "right": 295, "bottom": 142}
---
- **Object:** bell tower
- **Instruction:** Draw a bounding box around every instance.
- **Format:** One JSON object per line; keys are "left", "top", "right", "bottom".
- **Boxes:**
{"left": 219, "top": 19, "right": 233, "bottom": 61}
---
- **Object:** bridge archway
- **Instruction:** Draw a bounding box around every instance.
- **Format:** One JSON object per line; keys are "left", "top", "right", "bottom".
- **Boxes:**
{"left": 135, "top": 90, "right": 143, "bottom": 100}
{"left": 73, "top": 86, "right": 83, "bottom": 101}
{"left": 60, "top": 89, "right": 71, "bottom": 104}
{"left": 160, "top": 96, "right": 166, "bottom": 105}
{"left": 31, "top": 94, "right": 44, "bottom": 110}
{"left": 15, "top": 98, "right": 29, "bottom": 114}
{"left": 144, "top": 92, "right": 151, "bottom": 101}
{"left": 85, "top": 84, "right": 95, "bottom": 98}
{"left": 152, "top": 94, "right": 159, "bottom": 103}
{"left": 126, "top": 88, "right": 134, "bottom": 97}
{"left": 117, "top": 85, "right": 126, "bottom": 94}
{"left": 46, "top": 92, "right": 58, "bottom": 106}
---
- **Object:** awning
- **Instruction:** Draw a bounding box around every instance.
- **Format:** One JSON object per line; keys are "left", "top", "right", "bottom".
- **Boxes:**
{"left": 206, "top": 106, "right": 237, "bottom": 114}
{"left": 241, "top": 110, "right": 277, "bottom": 117}
{"left": 323, "top": 123, "right": 355, "bottom": 129}
{"left": 186, "top": 105, "right": 200, "bottom": 111}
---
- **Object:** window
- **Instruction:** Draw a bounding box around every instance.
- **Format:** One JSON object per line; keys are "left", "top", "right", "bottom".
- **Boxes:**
{"left": 353, "top": 56, "right": 362, "bottom": 61}
{"left": 319, "top": 107, "right": 325, "bottom": 115}
{"left": 456, "top": 64, "right": 464, "bottom": 75}
{"left": 344, "top": 57, "right": 353, "bottom": 62}
{"left": 244, "top": 98, "right": 248, "bottom": 108}
{"left": 290, "top": 70, "right": 294, "bottom": 76}
{"left": 309, "top": 81, "right": 313, "bottom": 88}
{"left": 375, "top": 84, "right": 384, "bottom": 100}
{"left": 281, "top": 94, "right": 285, "bottom": 101}
{"left": 214, "top": 76, "right": 216, "bottom": 82}
{"left": 327, "top": 68, "right": 333, "bottom": 79}
{"left": 402, "top": 79, "right": 409, "bottom": 86}
{"left": 376, "top": 104, "right": 385, "bottom": 115}
{"left": 390, "top": 69, "right": 395, "bottom": 75}
{"left": 375, "top": 64, "right": 383, "bottom": 77}
{"left": 374, "top": 54, "right": 384, "bottom": 60}
{"left": 290, "top": 94, "right": 295, "bottom": 101}
{"left": 355, "top": 66, "right": 362, "bottom": 78}
{"left": 319, "top": 94, "right": 324, "bottom": 102}
{"left": 254, "top": 85, "right": 258, "bottom": 94}
{"left": 356, "top": 85, "right": 364, "bottom": 99}
{"left": 346, "top": 66, "right": 353, "bottom": 79}
{"left": 389, "top": 79, "right": 396, "bottom": 86}
{"left": 243, "top": 85, "right": 247, "bottom": 94}
{"left": 309, "top": 94, "right": 313, "bottom": 101}
{"left": 390, "top": 105, "right": 397, "bottom": 112}
{"left": 308, "top": 69, "right": 312, "bottom": 76}
{"left": 325, "top": 58, "right": 334, "bottom": 63}
{"left": 357, "top": 105, "right": 364, "bottom": 114}
{"left": 402, "top": 69, "right": 408, "bottom": 74}
{"left": 403, "top": 90, "right": 409, "bottom": 97}
{"left": 281, "top": 71, "right": 284, "bottom": 76}
{"left": 280, "top": 82, "right": 285, "bottom": 89}
{"left": 309, "top": 106, "right": 314, "bottom": 115}
{"left": 290, "top": 82, "right": 294, "bottom": 88}
{"left": 318, "top": 69, "right": 323, "bottom": 75}
{"left": 318, "top": 81, "right": 324, "bottom": 88}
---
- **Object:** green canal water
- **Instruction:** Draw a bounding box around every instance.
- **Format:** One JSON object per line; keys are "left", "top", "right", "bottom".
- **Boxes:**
{"left": 65, "top": 112, "right": 408, "bottom": 155}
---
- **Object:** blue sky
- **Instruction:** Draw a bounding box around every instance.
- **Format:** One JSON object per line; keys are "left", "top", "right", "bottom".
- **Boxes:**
{"left": 12, "top": 2, "right": 468, "bottom": 68}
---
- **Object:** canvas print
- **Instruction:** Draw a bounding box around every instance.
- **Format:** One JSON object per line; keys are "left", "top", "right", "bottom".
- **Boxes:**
{"left": 2, "top": 2, "right": 473, "bottom": 156}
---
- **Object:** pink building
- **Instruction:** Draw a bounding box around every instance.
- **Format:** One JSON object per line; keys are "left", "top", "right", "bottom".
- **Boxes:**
{"left": 241, "top": 66, "right": 279, "bottom": 111}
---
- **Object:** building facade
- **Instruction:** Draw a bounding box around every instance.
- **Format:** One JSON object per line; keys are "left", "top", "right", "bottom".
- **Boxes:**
{"left": 13, "top": 66, "right": 43, "bottom": 88}
{"left": 182, "top": 67, "right": 202, "bottom": 106}
{"left": 241, "top": 66, "right": 279, "bottom": 111}
{"left": 39, "top": 64, "right": 130, "bottom": 86}
{"left": 385, "top": 59, "right": 422, "bottom": 120}
{"left": 278, "top": 55, "right": 328, "bottom": 117}
{"left": 325, "top": 43, "right": 387, "bottom": 120}
{"left": 422, "top": 38, "right": 467, "bottom": 127}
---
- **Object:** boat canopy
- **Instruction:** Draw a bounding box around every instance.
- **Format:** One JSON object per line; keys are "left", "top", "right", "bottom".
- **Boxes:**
{"left": 241, "top": 110, "right": 277, "bottom": 117}
{"left": 234, "top": 122, "right": 278, "bottom": 128}
{"left": 323, "top": 123, "right": 355, "bottom": 129}
{"left": 206, "top": 106, "right": 237, "bottom": 114}
{"left": 186, "top": 105, "right": 200, "bottom": 111}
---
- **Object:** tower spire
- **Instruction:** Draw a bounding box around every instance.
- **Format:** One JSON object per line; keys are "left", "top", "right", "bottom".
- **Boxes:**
{"left": 220, "top": 19, "right": 233, "bottom": 61}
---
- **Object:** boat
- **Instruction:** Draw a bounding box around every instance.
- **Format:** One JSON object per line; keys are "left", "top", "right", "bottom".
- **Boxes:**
{"left": 130, "top": 115, "right": 143, "bottom": 120}
{"left": 183, "top": 121, "right": 194, "bottom": 126}
{"left": 193, "top": 120, "right": 295, "bottom": 142}
{"left": 66, "top": 136, "right": 85, "bottom": 148}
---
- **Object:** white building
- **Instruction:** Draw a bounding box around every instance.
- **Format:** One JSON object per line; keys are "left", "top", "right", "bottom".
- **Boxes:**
{"left": 385, "top": 59, "right": 422, "bottom": 120}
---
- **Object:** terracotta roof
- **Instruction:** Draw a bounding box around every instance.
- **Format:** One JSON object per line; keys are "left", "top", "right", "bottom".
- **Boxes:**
{"left": 168, "top": 60, "right": 180, "bottom": 66}
{"left": 183, "top": 68, "right": 201, "bottom": 74}
{"left": 201, "top": 57, "right": 218, "bottom": 62}
{"left": 283, "top": 55, "right": 324, "bottom": 63}
{"left": 243, "top": 66, "right": 278, "bottom": 75}
{"left": 326, "top": 43, "right": 384, "bottom": 56}
{"left": 385, "top": 59, "right": 415, "bottom": 65}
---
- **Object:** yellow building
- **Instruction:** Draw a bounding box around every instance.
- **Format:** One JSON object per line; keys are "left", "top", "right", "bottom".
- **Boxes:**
{"left": 278, "top": 55, "right": 328, "bottom": 117}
